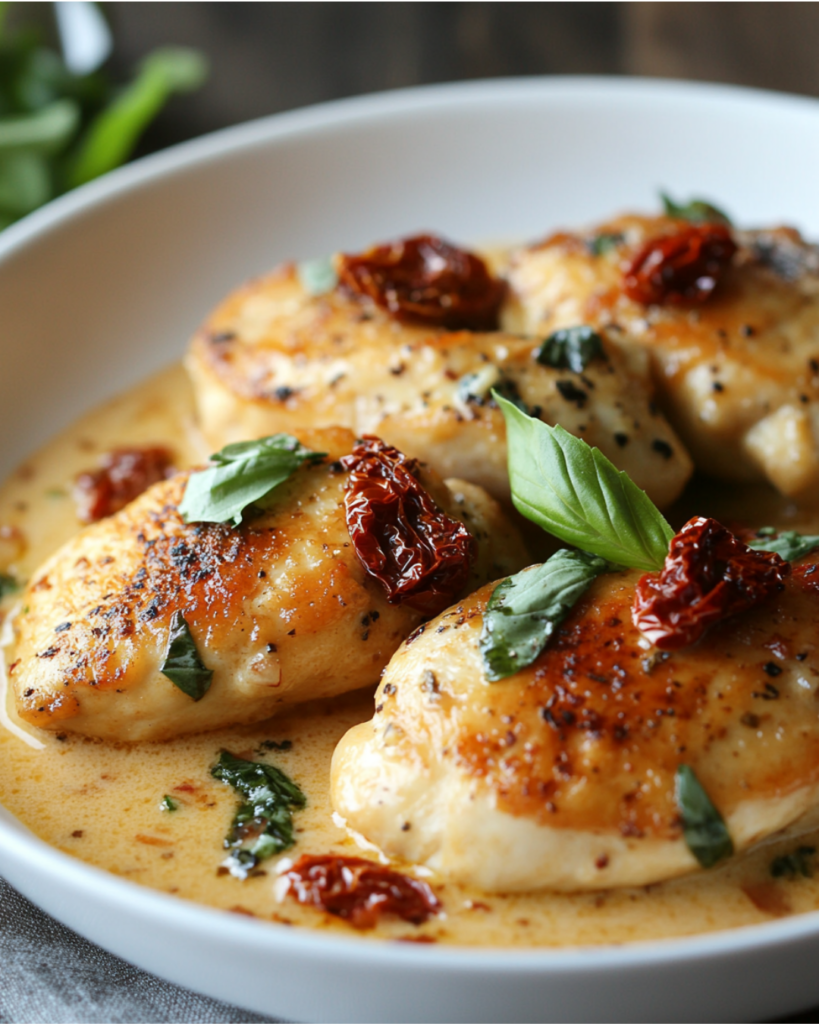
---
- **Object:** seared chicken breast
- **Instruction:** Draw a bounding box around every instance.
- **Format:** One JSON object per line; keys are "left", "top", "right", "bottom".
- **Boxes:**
{"left": 332, "top": 559, "right": 819, "bottom": 892}
{"left": 8, "top": 428, "right": 527, "bottom": 742}
{"left": 185, "top": 263, "right": 692, "bottom": 509}
{"left": 503, "top": 215, "right": 819, "bottom": 499}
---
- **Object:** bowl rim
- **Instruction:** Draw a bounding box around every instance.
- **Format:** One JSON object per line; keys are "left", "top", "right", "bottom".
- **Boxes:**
{"left": 3, "top": 72, "right": 819, "bottom": 975}
{"left": 3, "top": 72, "right": 819, "bottom": 264}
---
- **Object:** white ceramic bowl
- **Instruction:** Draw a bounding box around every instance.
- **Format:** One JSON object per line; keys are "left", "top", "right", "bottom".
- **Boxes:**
{"left": 3, "top": 77, "right": 819, "bottom": 1023}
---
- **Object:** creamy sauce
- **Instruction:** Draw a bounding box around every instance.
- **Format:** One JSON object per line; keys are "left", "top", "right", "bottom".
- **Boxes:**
{"left": 3, "top": 364, "right": 819, "bottom": 946}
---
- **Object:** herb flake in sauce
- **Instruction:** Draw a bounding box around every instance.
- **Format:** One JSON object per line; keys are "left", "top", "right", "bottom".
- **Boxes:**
{"left": 211, "top": 750, "right": 306, "bottom": 879}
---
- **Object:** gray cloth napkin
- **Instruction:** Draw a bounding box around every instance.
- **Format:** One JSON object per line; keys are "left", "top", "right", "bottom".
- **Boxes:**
{"left": 0, "top": 875, "right": 278, "bottom": 1024}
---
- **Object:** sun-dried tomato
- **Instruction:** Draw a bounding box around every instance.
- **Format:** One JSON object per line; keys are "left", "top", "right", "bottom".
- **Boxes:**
{"left": 338, "top": 233, "right": 505, "bottom": 330}
{"left": 74, "top": 446, "right": 175, "bottom": 523}
{"left": 281, "top": 854, "right": 440, "bottom": 929}
{"left": 623, "top": 223, "right": 737, "bottom": 305}
{"left": 341, "top": 437, "right": 474, "bottom": 615}
{"left": 632, "top": 517, "right": 789, "bottom": 650}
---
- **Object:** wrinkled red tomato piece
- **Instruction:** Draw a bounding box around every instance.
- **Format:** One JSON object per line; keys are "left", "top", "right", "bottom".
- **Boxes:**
{"left": 338, "top": 233, "right": 505, "bottom": 330}
{"left": 341, "top": 436, "right": 474, "bottom": 615}
{"left": 632, "top": 517, "right": 789, "bottom": 650}
{"left": 623, "top": 223, "right": 737, "bottom": 305}
{"left": 74, "top": 446, "right": 175, "bottom": 523}
{"left": 282, "top": 854, "right": 440, "bottom": 929}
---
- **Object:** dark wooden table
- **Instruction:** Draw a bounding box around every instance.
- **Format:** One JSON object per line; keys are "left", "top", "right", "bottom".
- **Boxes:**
{"left": 108, "top": 3, "right": 819, "bottom": 154}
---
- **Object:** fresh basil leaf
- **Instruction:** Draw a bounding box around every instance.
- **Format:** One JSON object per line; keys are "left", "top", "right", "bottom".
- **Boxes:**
{"left": 676, "top": 764, "right": 733, "bottom": 869}
{"left": 68, "top": 48, "right": 208, "bottom": 187}
{"left": 589, "top": 232, "right": 624, "bottom": 256}
{"left": 535, "top": 326, "right": 604, "bottom": 374}
{"left": 661, "top": 192, "right": 731, "bottom": 226}
{"left": 160, "top": 610, "right": 213, "bottom": 701}
{"left": 0, "top": 573, "right": 19, "bottom": 599}
{"left": 747, "top": 529, "right": 819, "bottom": 562}
{"left": 297, "top": 256, "right": 338, "bottom": 296}
{"left": 179, "top": 433, "right": 326, "bottom": 527}
{"left": 211, "top": 750, "right": 306, "bottom": 878}
{"left": 480, "top": 550, "right": 610, "bottom": 681}
{"left": 496, "top": 393, "right": 674, "bottom": 572}
{"left": 770, "top": 845, "right": 816, "bottom": 879}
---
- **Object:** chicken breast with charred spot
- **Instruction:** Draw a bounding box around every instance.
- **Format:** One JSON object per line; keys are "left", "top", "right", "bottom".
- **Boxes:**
{"left": 9, "top": 427, "right": 528, "bottom": 742}
{"left": 502, "top": 213, "right": 819, "bottom": 500}
{"left": 185, "top": 259, "right": 692, "bottom": 510}
{"left": 332, "top": 559, "right": 819, "bottom": 892}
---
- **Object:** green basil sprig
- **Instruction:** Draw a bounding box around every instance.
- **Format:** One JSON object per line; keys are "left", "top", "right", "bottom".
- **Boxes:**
{"left": 676, "top": 765, "right": 733, "bottom": 868}
{"left": 747, "top": 528, "right": 819, "bottom": 562}
{"left": 535, "top": 325, "right": 604, "bottom": 374}
{"left": 160, "top": 611, "right": 213, "bottom": 701}
{"left": 211, "top": 750, "right": 306, "bottom": 878}
{"left": 661, "top": 192, "right": 731, "bottom": 226}
{"left": 496, "top": 393, "right": 673, "bottom": 572}
{"left": 179, "top": 434, "right": 326, "bottom": 526}
{"left": 480, "top": 550, "right": 610, "bottom": 681}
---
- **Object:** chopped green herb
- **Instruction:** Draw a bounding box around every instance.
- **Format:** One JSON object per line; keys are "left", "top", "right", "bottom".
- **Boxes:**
{"left": 675, "top": 765, "right": 733, "bottom": 868}
{"left": 480, "top": 550, "right": 610, "bottom": 681}
{"left": 0, "top": 573, "right": 18, "bottom": 599}
{"left": 257, "top": 739, "right": 292, "bottom": 753}
{"left": 160, "top": 611, "right": 213, "bottom": 701}
{"left": 660, "top": 192, "right": 731, "bottom": 225}
{"left": 211, "top": 750, "right": 306, "bottom": 878}
{"left": 589, "top": 232, "right": 624, "bottom": 256}
{"left": 495, "top": 392, "right": 674, "bottom": 572}
{"left": 179, "top": 433, "right": 326, "bottom": 527}
{"left": 771, "top": 845, "right": 816, "bottom": 879}
{"left": 535, "top": 326, "right": 605, "bottom": 374}
{"left": 747, "top": 529, "right": 819, "bottom": 562}
{"left": 161, "top": 795, "right": 178, "bottom": 812}
{"left": 457, "top": 365, "right": 501, "bottom": 405}
{"left": 491, "top": 378, "right": 529, "bottom": 415}
{"left": 297, "top": 256, "right": 338, "bottom": 296}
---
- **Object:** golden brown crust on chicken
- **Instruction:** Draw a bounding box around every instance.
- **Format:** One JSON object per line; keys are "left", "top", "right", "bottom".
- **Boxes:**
{"left": 332, "top": 558, "right": 819, "bottom": 891}
{"left": 9, "top": 428, "right": 527, "bottom": 742}
{"left": 185, "top": 263, "right": 692, "bottom": 509}
{"left": 503, "top": 215, "right": 819, "bottom": 499}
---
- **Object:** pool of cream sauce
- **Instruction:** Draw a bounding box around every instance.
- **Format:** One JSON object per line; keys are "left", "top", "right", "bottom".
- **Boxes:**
{"left": 2, "top": 363, "right": 819, "bottom": 947}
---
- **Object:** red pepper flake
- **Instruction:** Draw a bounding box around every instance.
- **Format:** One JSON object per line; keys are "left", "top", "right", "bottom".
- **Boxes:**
{"left": 341, "top": 437, "right": 474, "bottom": 615}
{"left": 74, "top": 447, "right": 175, "bottom": 523}
{"left": 623, "top": 224, "right": 737, "bottom": 306}
{"left": 632, "top": 517, "right": 789, "bottom": 650}
{"left": 338, "top": 234, "right": 505, "bottom": 330}
{"left": 281, "top": 854, "right": 440, "bottom": 929}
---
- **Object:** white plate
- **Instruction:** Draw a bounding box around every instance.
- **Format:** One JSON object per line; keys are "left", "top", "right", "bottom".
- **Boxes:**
{"left": 2, "top": 76, "right": 819, "bottom": 1023}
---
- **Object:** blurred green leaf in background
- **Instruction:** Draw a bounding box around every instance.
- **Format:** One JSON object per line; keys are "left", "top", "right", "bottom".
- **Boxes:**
{"left": 0, "top": 2, "right": 207, "bottom": 228}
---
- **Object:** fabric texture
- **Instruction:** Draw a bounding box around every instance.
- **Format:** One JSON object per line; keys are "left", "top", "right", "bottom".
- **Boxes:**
{"left": 0, "top": 875, "right": 277, "bottom": 1024}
